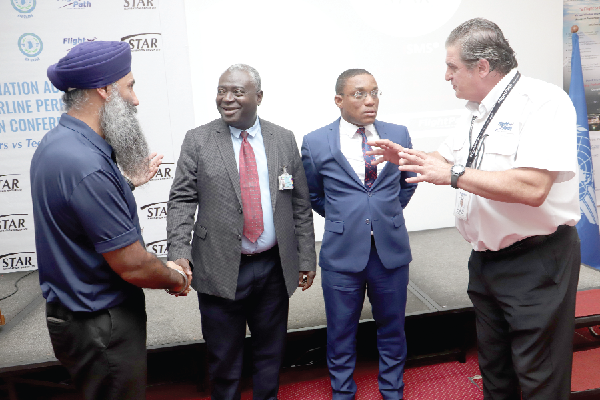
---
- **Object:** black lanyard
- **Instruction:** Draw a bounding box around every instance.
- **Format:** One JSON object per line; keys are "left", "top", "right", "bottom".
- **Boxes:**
{"left": 465, "top": 71, "right": 521, "bottom": 168}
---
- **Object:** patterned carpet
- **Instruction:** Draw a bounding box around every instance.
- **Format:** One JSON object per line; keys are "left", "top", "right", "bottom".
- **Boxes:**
{"left": 176, "top": 350, "right": 484, "bottom": 400}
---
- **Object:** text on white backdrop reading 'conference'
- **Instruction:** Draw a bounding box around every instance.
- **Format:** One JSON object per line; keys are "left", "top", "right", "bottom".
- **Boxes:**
{"left": 0, "top": 81, "right": 62, "bottom": 139}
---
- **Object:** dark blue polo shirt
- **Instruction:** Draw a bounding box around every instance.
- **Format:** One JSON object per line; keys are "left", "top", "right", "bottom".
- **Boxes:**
{"left": 30, "top": 113, "right": 143, "bottom": 312}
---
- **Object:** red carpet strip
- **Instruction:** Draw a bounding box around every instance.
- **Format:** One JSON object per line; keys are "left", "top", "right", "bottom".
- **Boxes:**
{"left": 575, "top": 289, "right": 600, "bottom": 319}
{"left": 402, "top": 351, "right": 483, "bottom": 399}
{"left": 572, "top": 345, "right": 600, "bottom": 393}
{"left": 170, "top": 350, "right": 484, "bottom": 400}
{"left": 573, "top": 325, "right": 600, "bottom": 393}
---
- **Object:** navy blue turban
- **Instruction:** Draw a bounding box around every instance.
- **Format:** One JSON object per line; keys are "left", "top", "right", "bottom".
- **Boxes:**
{"left": 47, "top": 41, "right": 131, "bottom": 92}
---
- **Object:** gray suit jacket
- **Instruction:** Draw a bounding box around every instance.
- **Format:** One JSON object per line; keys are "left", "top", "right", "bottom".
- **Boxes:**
{"left": 167, "top": 118, "right": 316, "bottom": 300}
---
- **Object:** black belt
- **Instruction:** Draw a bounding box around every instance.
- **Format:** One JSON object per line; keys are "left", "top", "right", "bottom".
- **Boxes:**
{"left": 478, "top": 225, "right": 571, "bottom": 260}
{"left": 241, "top": 244, "right": 278, "bottom": 258}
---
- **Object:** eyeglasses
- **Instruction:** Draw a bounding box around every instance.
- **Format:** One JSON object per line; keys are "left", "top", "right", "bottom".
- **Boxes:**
{"left": 347, "top": 90, "right": 382, "bottom": 100}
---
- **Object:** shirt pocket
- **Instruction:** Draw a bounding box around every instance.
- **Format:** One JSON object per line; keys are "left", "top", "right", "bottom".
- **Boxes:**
{"left": 480, "top": 132, "right": 518, "bottom": 171}
{"left": 450, "top": 136, "right": 468, "bottom": 165}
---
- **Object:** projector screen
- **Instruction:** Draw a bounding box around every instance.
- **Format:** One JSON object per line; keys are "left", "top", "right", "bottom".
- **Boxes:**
{"left": 182, "top": 0, "right": 563, "bottom": 240}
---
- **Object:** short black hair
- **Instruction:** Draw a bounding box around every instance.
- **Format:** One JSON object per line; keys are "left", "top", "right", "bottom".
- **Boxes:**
{"left": 335, "top": 69, "right": 373, "bottom": 95}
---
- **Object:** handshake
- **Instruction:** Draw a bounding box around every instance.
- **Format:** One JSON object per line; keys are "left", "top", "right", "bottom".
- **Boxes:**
{"left": 165, "top": 258, "right": 193, "bottom": 297}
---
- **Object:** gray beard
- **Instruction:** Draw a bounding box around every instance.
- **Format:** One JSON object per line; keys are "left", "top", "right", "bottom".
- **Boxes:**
{"left": 100, "top": 89, "right": 149, "bottom": 181}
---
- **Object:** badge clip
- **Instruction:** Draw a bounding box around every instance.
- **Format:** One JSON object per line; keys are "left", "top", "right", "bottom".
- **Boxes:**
{"left": 278, "top": 167, "right": 293, "bottom": 190}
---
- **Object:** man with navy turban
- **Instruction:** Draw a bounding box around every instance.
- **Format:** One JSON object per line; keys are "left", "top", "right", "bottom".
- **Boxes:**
{"left": 30, "top": 41, "right": 191, "bottom": 400}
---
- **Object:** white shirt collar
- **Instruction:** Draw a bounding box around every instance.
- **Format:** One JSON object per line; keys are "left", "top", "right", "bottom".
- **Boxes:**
{"left": 339, "top": 117, "right": 376, "bottom": 138}
{"left": 229, "top": 117, "right": 261, "bottom": 138}
{"left": 466, "top": 69, "right": 518, "bottom": 117}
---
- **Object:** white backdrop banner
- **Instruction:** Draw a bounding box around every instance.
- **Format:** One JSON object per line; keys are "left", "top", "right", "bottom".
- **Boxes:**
{"left": 184, "top": 0, "right": 565, "bottom": 240}
{"left": 0, "top": 0, "right": 195, "bottom": 273}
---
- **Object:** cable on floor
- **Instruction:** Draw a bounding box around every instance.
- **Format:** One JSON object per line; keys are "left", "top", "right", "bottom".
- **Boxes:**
{"left": 0, "top": 271, "right": 36, "bottom": 302}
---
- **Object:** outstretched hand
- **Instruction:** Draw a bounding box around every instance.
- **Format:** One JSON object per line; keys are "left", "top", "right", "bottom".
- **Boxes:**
{"left": 128, "top": 152, "right": 164, "bottom": 187}
{"left": 366, "top": 139, "right": 406, "bottom": 165}
{"left": 395, "top": 148, "right": 452, "bottom": 185}
{"left": 368, "top": 140, "right": 452, "bottom": 185}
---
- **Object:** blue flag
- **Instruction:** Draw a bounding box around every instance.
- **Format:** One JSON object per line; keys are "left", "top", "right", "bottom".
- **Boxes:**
{"left": 570, "top": 32, "right": 600, "bottom": 270}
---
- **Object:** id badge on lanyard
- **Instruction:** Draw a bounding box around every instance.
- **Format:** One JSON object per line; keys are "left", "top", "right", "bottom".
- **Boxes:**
{"left": 278, "top": 167, "right": 293, "bottom": 190}
{"left": 455, "top": 71, "right": 521, "bottom": 222}
{"left": 454, "top": 189, "right": 470, "bottom": 221}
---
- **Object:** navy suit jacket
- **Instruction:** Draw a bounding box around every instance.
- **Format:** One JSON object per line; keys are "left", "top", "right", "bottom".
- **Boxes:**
{"left": 301, "top": 118, "right": 417, "bottom": 272}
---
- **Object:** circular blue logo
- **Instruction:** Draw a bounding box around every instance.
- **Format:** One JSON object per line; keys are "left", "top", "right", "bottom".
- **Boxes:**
{"left": 11, "top": 0, "right": 36, "bottom": 13}
{"left": 18, "top": 33, "right": 43, "bottom": 58}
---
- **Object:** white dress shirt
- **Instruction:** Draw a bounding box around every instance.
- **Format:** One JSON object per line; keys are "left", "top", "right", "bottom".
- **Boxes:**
{"left": 438, "top": 69, "right": 580, "bottom": 251}
{"left": 230, "top": 117, "right": 277, "bottom": 254}
{"left": 339, "top": 117, "right": 386, "bottom": 184}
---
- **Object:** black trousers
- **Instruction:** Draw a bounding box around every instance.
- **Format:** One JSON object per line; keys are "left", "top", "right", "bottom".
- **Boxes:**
{"left": 198, "top": 246, "right": 289, "bottom": 400}
{"left": 45, "top": 292, "right": 147, "bottom": 400}
{"left": 468, "top": 225, "right": 580, "bottom": 400}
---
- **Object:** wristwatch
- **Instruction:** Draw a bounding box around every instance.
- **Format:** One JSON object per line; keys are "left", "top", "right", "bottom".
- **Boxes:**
{"left": 450, "top": 164, "right": 465, "bottom": 189}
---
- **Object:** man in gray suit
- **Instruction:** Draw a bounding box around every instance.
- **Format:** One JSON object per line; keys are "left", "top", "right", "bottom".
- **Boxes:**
{"left": 167, "top": 64, "right": 316, "bottom": 400}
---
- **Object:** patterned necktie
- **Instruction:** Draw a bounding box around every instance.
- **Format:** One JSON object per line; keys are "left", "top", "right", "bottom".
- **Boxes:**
{"left": 239, "top": 131, "right": 263, "bottom": 243}
{"left": 358, "top": 127, "right": 377, "bottom": 189}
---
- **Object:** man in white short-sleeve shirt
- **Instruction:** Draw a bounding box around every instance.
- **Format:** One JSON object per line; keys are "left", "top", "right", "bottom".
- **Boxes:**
{"left": 439, "top": 68, "right": 580, "bottom": 252}
{"left": 369, "top": 18, "right": 581, "bottom": 400}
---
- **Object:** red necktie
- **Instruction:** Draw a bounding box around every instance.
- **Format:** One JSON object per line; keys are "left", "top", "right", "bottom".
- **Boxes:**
{"left": 358, "top": 127, "right": 377, "bottom": 189}
{"left": 239, "top": 131, "right": 263, "bottom": 243}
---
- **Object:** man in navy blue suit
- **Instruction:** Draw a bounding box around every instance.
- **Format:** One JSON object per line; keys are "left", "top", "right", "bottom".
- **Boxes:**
{"left": 301, "top": 69, "right": 417, "bottom": 400}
